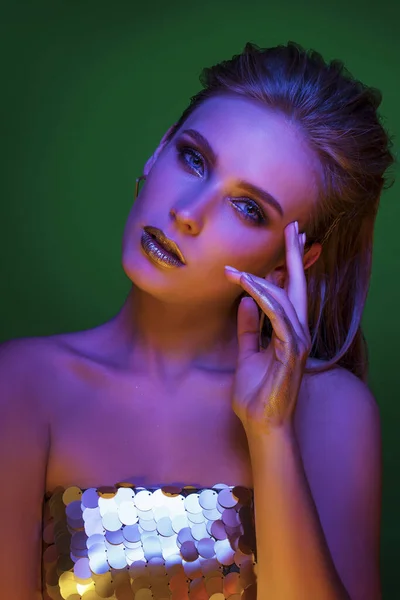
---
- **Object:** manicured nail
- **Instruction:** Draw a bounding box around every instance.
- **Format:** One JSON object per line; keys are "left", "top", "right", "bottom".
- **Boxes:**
{"left": 242, "top": 272, "right": 255, "bottom": 283}
{"left": 225, "top": 266, "right": 240, "bottom": 274}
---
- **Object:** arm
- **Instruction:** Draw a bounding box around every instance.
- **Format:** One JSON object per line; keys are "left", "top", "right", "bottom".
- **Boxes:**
{"left": 247, "top": 369, "right": 382, "bottom": 600}
{"left": 0, "top": 339, "right": 50, "bottom": 600}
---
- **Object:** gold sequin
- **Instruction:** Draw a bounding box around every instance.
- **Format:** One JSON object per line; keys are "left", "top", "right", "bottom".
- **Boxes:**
{"left": 42, "top": 483, "right": 257, "bottom": 599}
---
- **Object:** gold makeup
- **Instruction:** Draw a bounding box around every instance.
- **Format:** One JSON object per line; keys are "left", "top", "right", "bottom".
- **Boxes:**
{"left": 141, "top": 230, "right": 186, "bottom": 268}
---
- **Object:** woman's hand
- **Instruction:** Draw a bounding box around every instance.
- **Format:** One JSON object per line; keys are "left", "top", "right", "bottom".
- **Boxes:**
{"left": 225, "top": 221, "right": 310, "bottom": 437}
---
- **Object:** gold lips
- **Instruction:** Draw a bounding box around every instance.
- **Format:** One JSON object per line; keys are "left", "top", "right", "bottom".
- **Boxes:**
{"left": 144, "top": 227, "right": 186, "bottom": 264}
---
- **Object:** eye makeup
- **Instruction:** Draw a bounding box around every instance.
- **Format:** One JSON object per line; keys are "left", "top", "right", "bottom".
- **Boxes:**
{"left": 175, "top": 140, "right": 269, "bottom": 226}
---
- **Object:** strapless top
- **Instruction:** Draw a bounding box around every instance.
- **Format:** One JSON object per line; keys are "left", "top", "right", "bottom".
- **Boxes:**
{"left": 42, "top": 482, "right": 257, "bottom": 600}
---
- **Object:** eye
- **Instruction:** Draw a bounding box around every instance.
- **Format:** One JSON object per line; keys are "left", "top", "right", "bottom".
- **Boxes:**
{"left": 176, "top": 142, "right": 268, "bottom": 226}
{"left": 177, "top": 144, "right": 205, "bottom": 176}
{"left": 231, "top": 199, "right": 267, "bottom": 225}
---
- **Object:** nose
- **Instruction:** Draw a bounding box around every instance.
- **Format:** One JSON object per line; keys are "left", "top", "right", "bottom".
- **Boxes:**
{"left": 169, "top": 187, "right": 218, "bottom": 235}
{"left": 169, "top": 205, "right": 201, "bottom": 235}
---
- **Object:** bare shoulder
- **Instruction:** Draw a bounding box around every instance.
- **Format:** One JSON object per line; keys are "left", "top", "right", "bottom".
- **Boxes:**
{"left": 0, "top": 334, "right": 64, "bottom": 375}
{"left": 0, "top": 327, "right": 97, "bottom": 363}
{"left": 0, "top": 334, "right": 77, "bottom": 405}
{"left": 296, "top": 358, "right": 380, "bottom": 442}
{"left": 304, "top": 357, "right": 376, "bottom": 402}
{"left": 0, "top": 336, "right": 45, "bottom": 379}
{"left": 0, "top": 335, "right": 58, "bottom": 431}
{"left": 307, "top": 360, "right": 377, "bottom": 407}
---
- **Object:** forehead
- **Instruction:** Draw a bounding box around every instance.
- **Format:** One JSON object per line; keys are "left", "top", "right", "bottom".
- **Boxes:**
{"left": 181, "top": 94, "right": 321, "bottom": 221}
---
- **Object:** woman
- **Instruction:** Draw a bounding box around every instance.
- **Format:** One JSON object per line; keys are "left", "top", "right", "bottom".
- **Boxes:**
{"left": 0, "top": 42, "right": 394, "bottom": 600}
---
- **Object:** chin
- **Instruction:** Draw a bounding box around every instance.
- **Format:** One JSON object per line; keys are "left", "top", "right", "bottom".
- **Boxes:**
{"left": 121, "top": 247, "right": 184, "bottom": 302}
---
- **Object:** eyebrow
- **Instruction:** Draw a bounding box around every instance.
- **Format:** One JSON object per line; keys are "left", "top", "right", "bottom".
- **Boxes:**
{"left": 181, "top": 128, "right": 284, "bottom": 217}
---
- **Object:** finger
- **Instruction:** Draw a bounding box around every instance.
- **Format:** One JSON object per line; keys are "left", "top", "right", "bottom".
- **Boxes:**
{"left": 236, "top": 295, "right": 262, "bottom": 361}
{"left": 239, "top": 273, "right": 304, "bottom": 346}
{"left": 226, "top": 267, "right": 303, "bottom": 340}
{"left": 284, "top": 222, "right": 308, "bottom": 329}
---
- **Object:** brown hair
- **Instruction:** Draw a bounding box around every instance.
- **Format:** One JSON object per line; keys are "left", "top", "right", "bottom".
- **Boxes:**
{"left": 164, "top": 41, "right": 396, "bottom": 382}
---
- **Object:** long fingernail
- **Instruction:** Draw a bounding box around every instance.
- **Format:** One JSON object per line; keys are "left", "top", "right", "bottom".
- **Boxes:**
{"left": 242, "top": 273, "right": 258, "bottom": 286}
{"left": 225, "top": 266, "right": 240, "bottom": 274}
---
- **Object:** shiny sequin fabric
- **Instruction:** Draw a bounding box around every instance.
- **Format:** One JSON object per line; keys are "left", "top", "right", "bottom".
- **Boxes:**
{"left": 42, "top": 483, "right": 257, "bottom": 600}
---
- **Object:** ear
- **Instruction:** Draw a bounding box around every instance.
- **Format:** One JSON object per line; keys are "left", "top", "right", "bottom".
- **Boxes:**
{"left": 144, "top": 124, "right": 177, "bottom": 176}
{"left": 303, "top": 242, "right": 322, "bottom": 270}
{"left": 266, "top": 242, "right": 323, "bottom": 287}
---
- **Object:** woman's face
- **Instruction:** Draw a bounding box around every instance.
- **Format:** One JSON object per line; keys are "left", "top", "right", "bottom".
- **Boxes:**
{"left": 122, "top": 94, "right": 322, "bottom": 305}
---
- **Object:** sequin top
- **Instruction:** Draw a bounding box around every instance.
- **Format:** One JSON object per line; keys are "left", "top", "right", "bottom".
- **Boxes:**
{"left": 42, "top": 483, "right": 257, "bottom": 600}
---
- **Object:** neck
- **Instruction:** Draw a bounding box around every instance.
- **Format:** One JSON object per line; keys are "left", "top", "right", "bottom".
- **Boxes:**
{"left": 103, "top": 284, "right": 241, "bottom": 382}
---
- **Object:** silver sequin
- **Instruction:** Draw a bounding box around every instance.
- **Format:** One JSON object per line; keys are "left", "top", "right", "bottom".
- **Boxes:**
{"left": 41, "top": 483, "right": 257, "bottom": 599}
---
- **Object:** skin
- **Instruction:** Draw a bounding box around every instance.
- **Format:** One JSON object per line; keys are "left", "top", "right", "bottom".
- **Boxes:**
{"left": 109, "top": 93, "right": 322, "bottom": 384}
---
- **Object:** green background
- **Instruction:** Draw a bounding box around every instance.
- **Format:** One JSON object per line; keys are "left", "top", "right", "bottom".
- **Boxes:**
{"left": 1, "top": 0, "right": 399, "bottom": 596}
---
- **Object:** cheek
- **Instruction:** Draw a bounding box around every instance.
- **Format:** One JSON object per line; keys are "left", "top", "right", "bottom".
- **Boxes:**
{"left": 211, "top": 241, "right": 273, "bottom": 279}
{"left": 223, "top": 231, "right": 280, "bottom": 273}
{"left": 147, "top": 155, "right": 183, "bottom": 194}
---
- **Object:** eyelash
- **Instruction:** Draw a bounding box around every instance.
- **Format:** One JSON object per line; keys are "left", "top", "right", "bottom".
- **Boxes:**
{"left": 176, "top": 143, "right": 268, "bottom": 226}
